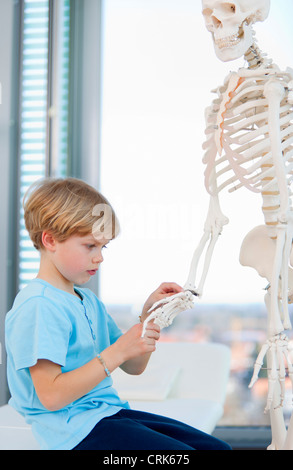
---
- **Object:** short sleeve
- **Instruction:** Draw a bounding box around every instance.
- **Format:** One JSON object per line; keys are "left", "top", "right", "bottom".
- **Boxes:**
{"left": 6, "top": 297, "right": 72, "bottom": 370}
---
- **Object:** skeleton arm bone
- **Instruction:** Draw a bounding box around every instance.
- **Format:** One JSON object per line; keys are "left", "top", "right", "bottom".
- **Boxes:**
{"left": 280, "top": 220, "right": 293, "bottom": 330}
{"left": 265, "top": 79, "right": 292, "bottom": 333}
{"left": 264, "top": 79, "right": 288, "bottom": 221}
{"left": 183, "top": 99, "right": 229, "bottom": 294}
{"left": 184, "top": 179, "right": 229, "bottom": 295}
{"left": 183, "top": 230, "right": 211, "bottom": 294}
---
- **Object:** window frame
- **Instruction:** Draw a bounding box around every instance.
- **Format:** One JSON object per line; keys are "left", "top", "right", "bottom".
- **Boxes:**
{"left": 0, "top": 0, "right": 21, "bottom": 406}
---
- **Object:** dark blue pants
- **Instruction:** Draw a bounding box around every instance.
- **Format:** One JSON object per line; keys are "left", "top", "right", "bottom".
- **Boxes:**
{"left": 73, "top": 409, "right": 231, "bottom": 450}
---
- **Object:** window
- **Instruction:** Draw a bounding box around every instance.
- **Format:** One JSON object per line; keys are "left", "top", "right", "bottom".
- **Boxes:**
{"left": 18, "top": 0, "right": 71, "bottom": 290}
{"left": 100, "top": 0, "right": 293, "bottom": 430}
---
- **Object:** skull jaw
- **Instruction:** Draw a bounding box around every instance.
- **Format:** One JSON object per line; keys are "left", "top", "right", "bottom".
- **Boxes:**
{"left": 213, "top": 22, "right": 254, "bottom": 62}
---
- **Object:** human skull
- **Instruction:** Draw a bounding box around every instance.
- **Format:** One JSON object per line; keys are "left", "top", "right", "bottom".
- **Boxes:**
{"left": 202, "top": 0, "right": 270, "bottom": 62}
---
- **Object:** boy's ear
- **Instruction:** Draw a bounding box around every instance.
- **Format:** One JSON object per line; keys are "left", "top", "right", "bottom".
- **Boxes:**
{"left": 41, "top": 231, "right": 57, "bottom": 252}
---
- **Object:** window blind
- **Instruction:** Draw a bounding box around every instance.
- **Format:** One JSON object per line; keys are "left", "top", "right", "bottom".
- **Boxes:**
{"left": 18, "top": 0, "right": 70, "bottom": 290}
{"left": 57, "top": 0, "right": 70, "bottom": 178}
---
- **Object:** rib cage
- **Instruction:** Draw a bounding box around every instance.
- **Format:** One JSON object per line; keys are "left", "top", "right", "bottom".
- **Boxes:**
{"left": 203, "top": 67, "right": 293, "bottom": 198}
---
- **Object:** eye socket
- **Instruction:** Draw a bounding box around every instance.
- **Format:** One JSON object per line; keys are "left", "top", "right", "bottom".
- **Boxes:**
{"left": 223, "top": 3, "right": 236, "bottom": 14}
{"left": 202, "top": 7, "right": 213, "bottom": 18}
{"left": 202, "top": 4, "right": 236, "bottom": 27}
{"left": 202, "top": 8, "right": 214, "bottom": 31}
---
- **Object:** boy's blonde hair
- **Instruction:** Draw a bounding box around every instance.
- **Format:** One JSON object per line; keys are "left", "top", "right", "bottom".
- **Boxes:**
{"left": 23, "top": 177, "right": 120, "bottom": 250}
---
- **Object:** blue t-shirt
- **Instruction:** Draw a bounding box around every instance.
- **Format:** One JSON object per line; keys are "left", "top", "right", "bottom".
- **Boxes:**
{"left": 5, "top": 278, "right": 130, "bottom": 450}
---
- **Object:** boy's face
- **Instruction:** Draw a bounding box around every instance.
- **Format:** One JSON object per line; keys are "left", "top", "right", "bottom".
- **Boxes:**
{"left": 51, "top": 233, "right": 110, "bottom": 286}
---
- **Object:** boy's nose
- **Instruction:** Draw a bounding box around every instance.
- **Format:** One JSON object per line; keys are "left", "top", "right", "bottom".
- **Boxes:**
{"left": 93, "top": 253, "right": 103, "bottom": 264}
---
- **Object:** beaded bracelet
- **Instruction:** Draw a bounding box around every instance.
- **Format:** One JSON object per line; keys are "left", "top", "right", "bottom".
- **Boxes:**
{"left": 97, "top": 353, "right": 111, "bottom": 377}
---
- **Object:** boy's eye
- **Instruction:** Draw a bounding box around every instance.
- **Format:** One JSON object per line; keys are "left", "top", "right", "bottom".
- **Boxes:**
{"left": 85, "top": 243, "right": 108, "bottom": 250}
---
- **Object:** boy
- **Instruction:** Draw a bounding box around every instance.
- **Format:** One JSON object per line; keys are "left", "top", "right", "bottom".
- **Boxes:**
{"left": 5, "top": 177, "right": 231, "bottom": 450}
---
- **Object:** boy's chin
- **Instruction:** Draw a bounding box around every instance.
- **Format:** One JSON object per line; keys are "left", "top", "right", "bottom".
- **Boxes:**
{"left": 79, "top": 272, "right": 97, "bottom": 284}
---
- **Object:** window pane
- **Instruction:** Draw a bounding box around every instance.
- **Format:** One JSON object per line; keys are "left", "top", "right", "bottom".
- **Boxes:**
{"left": 100, "top": 0, "right": 293, "bottom": 427}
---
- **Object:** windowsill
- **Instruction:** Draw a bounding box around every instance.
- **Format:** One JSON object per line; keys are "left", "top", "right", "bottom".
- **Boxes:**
{"left": 212, "top": 426, "right": 272, "bottom": 450}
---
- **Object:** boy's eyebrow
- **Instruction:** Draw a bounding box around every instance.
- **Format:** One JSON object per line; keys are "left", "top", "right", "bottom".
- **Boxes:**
{"left": 85, "top": 238, "right": 102, "bottom": 244}
{"left": 84, "top": 235, "right": 110, "bottom": 246}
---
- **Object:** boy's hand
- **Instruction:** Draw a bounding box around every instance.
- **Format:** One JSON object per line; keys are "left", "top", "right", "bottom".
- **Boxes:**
{"left": 141, "top": 282, "right": 183, "bottom": 323}
{"left": 114, "top": 322, "right": 160, "bottom": 369}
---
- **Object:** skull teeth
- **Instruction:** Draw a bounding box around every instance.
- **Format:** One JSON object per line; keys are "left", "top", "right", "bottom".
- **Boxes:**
{"left": 215, "top": 34, "right": 241, "bottom": 49}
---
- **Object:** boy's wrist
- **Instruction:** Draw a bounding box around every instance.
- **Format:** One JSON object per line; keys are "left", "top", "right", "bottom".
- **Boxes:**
{"left": 100, "top": 343, "right": 125, "bottom": 372}
{"left": 96, "top": 353, "right": 111, "bottom": 377}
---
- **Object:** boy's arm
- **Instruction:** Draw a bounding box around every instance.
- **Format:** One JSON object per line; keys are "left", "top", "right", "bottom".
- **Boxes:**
{"left": 29, "top": 322, "right": 158, "bottom": 411}
{"left": 30, "top": 283, "right": 182, "bottom": 411}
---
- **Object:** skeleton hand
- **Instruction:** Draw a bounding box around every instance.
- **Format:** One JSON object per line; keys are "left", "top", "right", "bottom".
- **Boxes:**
{"left": 249, "top": 334, "right": 293, "bottom": 413}
{"left": 141, "top": 282, "right": 184, "bottom": 318}
{"left": 141, "top": 290, "right": 196, "bottom": 337}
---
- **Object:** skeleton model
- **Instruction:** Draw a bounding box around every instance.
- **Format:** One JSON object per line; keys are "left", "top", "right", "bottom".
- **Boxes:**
{"left": 142, "top": 0, "right": 293, "bottom": 450}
